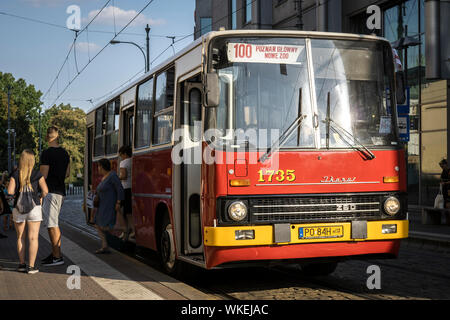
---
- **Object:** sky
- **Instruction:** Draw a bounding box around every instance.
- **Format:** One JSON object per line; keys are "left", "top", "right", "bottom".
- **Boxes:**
{"left": 0, "top": 0, "right": 196, "bottom": 112}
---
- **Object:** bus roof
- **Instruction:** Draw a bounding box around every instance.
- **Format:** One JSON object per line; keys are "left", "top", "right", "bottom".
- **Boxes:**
{"left": 87, "top": 29, "right": 390, "bottom": 114}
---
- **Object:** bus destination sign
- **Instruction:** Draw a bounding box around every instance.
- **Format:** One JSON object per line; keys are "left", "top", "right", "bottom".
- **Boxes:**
{"left": 227, "top": 43, "right": 304, "bottom": 64}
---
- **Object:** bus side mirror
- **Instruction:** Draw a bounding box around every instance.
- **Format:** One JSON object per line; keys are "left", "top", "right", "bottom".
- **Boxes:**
{"left": 205, "top": 73, "right": 220, "bottom": 107}
{"left": 395, "top": 71, "right": 406, "bottom": 105}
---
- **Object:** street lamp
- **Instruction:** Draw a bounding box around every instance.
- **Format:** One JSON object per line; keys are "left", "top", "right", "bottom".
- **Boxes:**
{"left": 110, "top": 24, "right": 151, "bottom": 72}
{"left": 6, "top": 86, "right": 12, "bottom": 174}
{"left": 11, "top": 129, "right": 16, "bottom": 169}
{"left": 110, "top": 40, "right": 148, "bottom": 72}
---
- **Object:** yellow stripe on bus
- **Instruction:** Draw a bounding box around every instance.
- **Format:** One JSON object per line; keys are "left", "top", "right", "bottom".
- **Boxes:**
{"left": 204, "top": 220, "right": 408, "bottom": 247}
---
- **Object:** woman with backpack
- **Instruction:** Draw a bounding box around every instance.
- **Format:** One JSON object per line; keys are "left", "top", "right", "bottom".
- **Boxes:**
{"left": 7, "top": 149, "right": 48, "bottom": 274}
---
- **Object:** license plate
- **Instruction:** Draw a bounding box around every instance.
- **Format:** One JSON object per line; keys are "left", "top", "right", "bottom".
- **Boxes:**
{"left": 299, "top": 225, "right": 344, "bottom": 239}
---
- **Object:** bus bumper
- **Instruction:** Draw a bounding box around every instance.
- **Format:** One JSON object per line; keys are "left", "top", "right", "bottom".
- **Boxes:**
{"left": 203, "top": 220, "right": 408, "bottom": 268}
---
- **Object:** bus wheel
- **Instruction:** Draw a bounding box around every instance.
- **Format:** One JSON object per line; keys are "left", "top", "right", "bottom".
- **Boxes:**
{"left": 159, "top": 216, "right": 178, "bottom": 275}
{"left": 300, "top": 262, "right": 338, "bottom": 276}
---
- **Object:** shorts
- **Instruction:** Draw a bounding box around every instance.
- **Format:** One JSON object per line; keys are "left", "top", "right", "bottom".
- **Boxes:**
{"left": 42, "top": 193, "right": 64, "bottom": 228}
{"left": 121, "top": 188, "right": 132, "bottom": 215}
{"left": 12, "top": 206, "right": 43, "bottom": 223}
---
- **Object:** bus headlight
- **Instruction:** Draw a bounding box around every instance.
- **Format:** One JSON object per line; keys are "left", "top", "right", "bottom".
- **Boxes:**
{"left": 384, "top": 197, "right": 400, "bottom": 216}
{"left": 228, "top": 201, "right": 248, "bottom": 221}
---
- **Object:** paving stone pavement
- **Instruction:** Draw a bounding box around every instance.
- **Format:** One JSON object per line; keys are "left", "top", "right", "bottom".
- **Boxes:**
{"left": 55, "top": 196, "right": 450, "bottom": 300}
{"left": 0, "top": 224, "right": 115, "bottom": 300}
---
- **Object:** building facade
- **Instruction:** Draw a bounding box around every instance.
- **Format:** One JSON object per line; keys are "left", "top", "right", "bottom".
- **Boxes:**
{"left": 194, "top": 0, "right": 450, "bottom": 205}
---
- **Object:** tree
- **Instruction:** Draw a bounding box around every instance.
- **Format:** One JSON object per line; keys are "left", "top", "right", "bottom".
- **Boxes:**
{"left": 1, "top": 72, "right": 86, "bottom": 186}
{"left": 43, "top": 104, "right": 86, "bottom": 184}
{"left": 0, "top": 72, "right": 42, "bottom": 171}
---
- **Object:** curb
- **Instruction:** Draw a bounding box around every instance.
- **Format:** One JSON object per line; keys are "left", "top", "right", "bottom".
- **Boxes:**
{"left": 59, "top": 220, "right": 217, "bottom": 300}
{"left": 406, "top": 231, "right": 450, "bottom": 251}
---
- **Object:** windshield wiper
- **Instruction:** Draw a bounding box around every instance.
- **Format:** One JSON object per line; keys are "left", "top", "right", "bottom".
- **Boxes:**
{"left": 323, "top": 91, "right": 375, "bottom": 160}
{"left": 323, "top": 118, "right": 375, "bottom": 161}
{"left": 259, "top": 88, "right": 306, "bottom": 163}
{"left": 259, "top": 114, "right": 307, "bottom": 163}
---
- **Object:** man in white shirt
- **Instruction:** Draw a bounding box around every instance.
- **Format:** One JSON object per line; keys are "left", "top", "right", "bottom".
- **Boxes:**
{"left": 118, "top": 146, "right": 134, "bottom": 240}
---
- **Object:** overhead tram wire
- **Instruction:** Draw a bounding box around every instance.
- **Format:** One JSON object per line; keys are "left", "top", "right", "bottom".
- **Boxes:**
{"left": 92, "top": 67, "right": 146, "bottom": 105}
{"left": 170, "top": 0, "right": 258, "bottom": 48}
{"left": 46, "top": 0, "right": 157, "bottom": 108}
{"left": 88, "top": 0, "right": 259, "bottom": 106}
{"left": 0, "top": 10, "right": 189, "bottom": 38}
{"left": 41, "top": 0, "right": 112, "bottom": 103}
{"left": 89, "top": 34, "right": 191, "bottom": 106}
{"left": 0, "top": 10, "right": 67, "bottom": 30}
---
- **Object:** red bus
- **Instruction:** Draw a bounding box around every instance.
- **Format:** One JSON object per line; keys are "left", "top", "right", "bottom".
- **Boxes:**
{"left": 84, "top": 30, "right": 408, "bottom": 276}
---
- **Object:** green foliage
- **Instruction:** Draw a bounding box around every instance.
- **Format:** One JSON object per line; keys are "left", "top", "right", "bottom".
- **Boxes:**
{"left": 0, "top": 72, "right": 86, "bottom": 186}
{"left": 0, "top": 72, "right": 42, "bottom": 171}
{"left": 43, "top": 104, "right": 86, "bottom": 184}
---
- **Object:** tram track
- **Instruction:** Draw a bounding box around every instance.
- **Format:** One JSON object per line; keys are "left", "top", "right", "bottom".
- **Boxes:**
{"left": 60, "top": 218, "right": 448, "bottom": 300}
{"left": 366, "top": 259, "right": 450, "bottom": 282}
{"left": 268, "top": 264, "right": 382, "bottom": 300}
{"left": 61, "top": 218, "right": 238, "bottom": 300}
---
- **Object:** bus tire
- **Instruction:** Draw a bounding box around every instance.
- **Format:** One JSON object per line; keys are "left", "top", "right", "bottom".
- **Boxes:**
{"left": 300, "top": 262, "right": 338, "bottom": 276}
{"left": 158, "top": 215, "right": 180, "bottom": 276}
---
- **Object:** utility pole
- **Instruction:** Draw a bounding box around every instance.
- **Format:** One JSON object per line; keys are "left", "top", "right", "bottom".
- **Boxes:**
{"left": 38, "top": 108, "right": 42, "bottom": 157}
{"left": 145, "top": 24, "right": 150, "bottom": 72}
{"left": 296, "top": 0, "right": 304, "bottom": 30}
{"left": 7, "top": 87, "right": 12, "bottom": 174}
{"left": 12, "top": 130, "right": 16, "bottom": 169}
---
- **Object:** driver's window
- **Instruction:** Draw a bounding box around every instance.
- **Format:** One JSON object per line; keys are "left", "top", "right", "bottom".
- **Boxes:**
{"left": 189, "top": 88, "right": 202, "bottom": 141}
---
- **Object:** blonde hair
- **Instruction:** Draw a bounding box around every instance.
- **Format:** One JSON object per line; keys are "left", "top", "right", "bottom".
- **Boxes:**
{"left": 18, "top": 149, "right": 35, "bottom": 192}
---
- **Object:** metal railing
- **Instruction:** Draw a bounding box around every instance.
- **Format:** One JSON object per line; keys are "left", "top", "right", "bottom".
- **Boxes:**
{"left": 65, "top": 185, "right": 84, "bottom": 196}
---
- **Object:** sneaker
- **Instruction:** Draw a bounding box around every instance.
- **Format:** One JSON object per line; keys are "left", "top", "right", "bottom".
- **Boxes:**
{"left": 17, "top": 263, "right": 27, "bottom": 272}
{"left": 27, "top": 266, "right": 39, "bottom": 274}
{"left": 41, "top": 255, "right": 64, "bottom": 266}
{"left": 41, "top": 253, "right": 53, "bottom": 265}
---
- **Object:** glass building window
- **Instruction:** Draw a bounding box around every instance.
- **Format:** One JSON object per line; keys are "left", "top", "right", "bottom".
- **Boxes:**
{"left": 200, "top": 17, "right": 212, "bottom": 36}
{"left": 245, "top": 0, "right": 252, "bottom": 23}
{"left": 383, "top": 0, "right": 428, "bottom": 203}
{"left": 231, "top": 0, "right": 237, "bottom": 29}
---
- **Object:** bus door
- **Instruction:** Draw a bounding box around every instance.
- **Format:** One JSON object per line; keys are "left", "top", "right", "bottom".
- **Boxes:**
{"left": 180, "top": 76, "right": 203, "bottom": 255}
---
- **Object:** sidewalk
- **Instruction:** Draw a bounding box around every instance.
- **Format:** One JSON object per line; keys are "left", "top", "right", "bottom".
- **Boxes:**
{"left": 407, "top": 204, "right": 450, "bottom": 249}
{"left": 0, "top": 221, "right": 215, "bottom": 300}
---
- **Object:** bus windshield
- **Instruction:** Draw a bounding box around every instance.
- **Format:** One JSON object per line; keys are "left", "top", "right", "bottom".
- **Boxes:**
{"left": 206, "top": 36, "right": 399, "bottom": 149}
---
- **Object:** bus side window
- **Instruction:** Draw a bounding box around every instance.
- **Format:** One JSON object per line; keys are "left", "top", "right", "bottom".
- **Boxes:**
{"left": 135, "top": 78, "right": 154, "bottom": 149}
{"left": 189, "top": 88, "right": 202, "bottom": 141}
{"left": 106, "top": 98, "right": 120, "bottom": 155}
{"left": 153, "top": 67, "right": 175, "bottom": 145}
{"left": 94, "top": 106, "right": 106, "bottom": 157}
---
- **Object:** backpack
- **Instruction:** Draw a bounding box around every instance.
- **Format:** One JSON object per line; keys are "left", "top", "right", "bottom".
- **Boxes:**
{"left": 16, "top": 185, "right": 37, "bottom": 214}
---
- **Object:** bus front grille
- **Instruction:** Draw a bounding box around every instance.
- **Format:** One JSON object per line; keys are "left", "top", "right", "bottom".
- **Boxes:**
{"left": 249, "top": 195, "right": 382, "bottom": 223}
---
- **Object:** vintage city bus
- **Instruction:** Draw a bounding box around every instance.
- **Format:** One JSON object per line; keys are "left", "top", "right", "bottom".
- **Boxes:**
{"left": 84, "top": 30, "right": 408, "bottom": 276}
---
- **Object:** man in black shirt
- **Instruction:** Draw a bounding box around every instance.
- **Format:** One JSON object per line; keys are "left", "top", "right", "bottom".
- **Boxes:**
{"left": 40, "top": 126, "right": 70, "bottom": 266}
